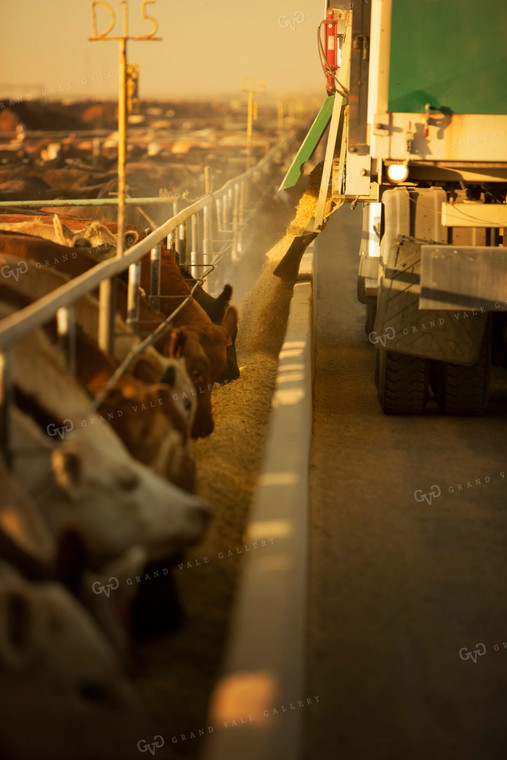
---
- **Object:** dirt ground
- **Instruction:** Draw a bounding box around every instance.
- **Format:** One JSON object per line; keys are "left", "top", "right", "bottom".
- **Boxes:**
{"left": 133, "top": 187, "right": 300, "bottom": 759}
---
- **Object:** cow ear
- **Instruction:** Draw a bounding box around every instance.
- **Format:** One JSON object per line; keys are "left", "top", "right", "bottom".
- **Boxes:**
{"left": 210, "top": 284, "right": 233, "bottom": 325}
{"left": 51, "top": 449, "right": 83, "bottom": 500}
{"left": 129, "top": 356, "right": 160, "bottom": 384}
{"left": 0, "top": 588, "right": 37, "bottom": 670}
{"left": 169, "top": 328, "right": 187, "bottom": 359}
{"left": 125, "top": 231, "right": 139, "bottom": 247}
{"left": 53, "top": 214, "right": 74, "bottom": 246}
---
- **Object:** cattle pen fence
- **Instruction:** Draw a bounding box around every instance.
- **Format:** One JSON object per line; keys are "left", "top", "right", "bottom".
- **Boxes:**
{"left": 0, "top": 131, "right": 300, "bottom": 463}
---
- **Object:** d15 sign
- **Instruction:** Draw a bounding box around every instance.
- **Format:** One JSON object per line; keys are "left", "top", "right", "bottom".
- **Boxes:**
{"left": 90, "top": 0, "right": 161, "bottom": 40}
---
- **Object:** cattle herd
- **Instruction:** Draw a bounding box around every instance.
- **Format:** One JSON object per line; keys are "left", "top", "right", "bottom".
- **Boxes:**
{"left": 0, "top": 157, "right": 242, "bottom": 759}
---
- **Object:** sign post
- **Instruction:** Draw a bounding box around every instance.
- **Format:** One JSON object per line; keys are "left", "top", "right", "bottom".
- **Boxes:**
{"left": 89, "top": 0, "right": 161, "bottom": 352}
{"left": 240, "top": 77, "right": 265, "bottom": 170}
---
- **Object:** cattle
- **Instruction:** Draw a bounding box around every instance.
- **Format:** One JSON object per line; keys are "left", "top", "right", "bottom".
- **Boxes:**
{"left": 0, "top": 476, "right": 145, "bottom": 664}
{"left": 75, "top": 327, "right": 197, "bottom": 490}
{"left": 95, "top": 281, "right": 215, "bottom": 438}
{"left": 53, "top": 530, "right": 147, "bottom": 663}
{"left": 43, "top": 200, "right": 150, "bottom": 232}
{"left": 0, "top": 242, "right": 216, "bottom": 437}
{"left": 0, "top": 560, "right": 143, "bottom": 760}
{"left": 18, "top": 166, "right": 117, "bottom": 190}
{"left": 0, "top": 457, "right": 176, "bottom": 656}
{"left": 4, "top": 315, "right": 211, "bottom": 568}
{"left": 139, "top": 246, "right": 239, "bottom": 384}
{"left": 0, "top": 175, "right": 52, "bottom": 201}
{"left": 0, "top": 175, "right": 119, "bottom": 203}
{"left": 10, "top": 402, "right": 210, "bottom": 567}
{"left": 0, "top": 457, "right": 55, "bottom": 573}
{"left": 0, "top": 214, "right": 138, "bottom": 250}
{"left": 180, "top": 265, "right": 233, "bottom": 323}
{"left": 0, "top": 282, "right": 196, "bottom": 487}
{"left": 112, "top": 279, "right": 215, "bottom": 438}
{"left": 180, "top": 265, "right": 240, "bottom": 381}
{"left": 0, "top": 245, "right": 174, "bottom": 377}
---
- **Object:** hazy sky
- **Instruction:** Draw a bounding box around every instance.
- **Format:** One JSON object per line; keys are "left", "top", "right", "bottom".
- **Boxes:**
{"left": 0, "top": 0, "right": 334, "bottom": 99}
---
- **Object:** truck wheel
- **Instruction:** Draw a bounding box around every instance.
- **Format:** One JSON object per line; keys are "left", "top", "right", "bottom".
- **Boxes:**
{"left": 431, "top": 330, "right": 491, "bottom": 416}
{"left": 377, "top": 347, "right": 429, "bottom": 414}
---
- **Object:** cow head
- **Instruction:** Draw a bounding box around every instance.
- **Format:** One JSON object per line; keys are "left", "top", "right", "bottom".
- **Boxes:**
{"left": 129, "top": 352, "right": 196, "bottom": 441}
{"left": 78, "top": 221, "right": 116, "bottom": 249}
{"left": 167, "top": 327, "right": 214, "bottom": 439}
{"left": 91, "top": 383, "right": 176, "bottom": 467}
{"left": 85, "top": 373, "right": 193, "bottom": 486}
{"left": 0, "top": 561, "right": 140, "bottom": 760}
{"left": 45, "top": 423, "right": 210, "bottom": 566}
{"left": 198, "top": 305, "right": 239, "bottom": 385}
{"left": 52, "top": 215, "right": 139, "bottom": 252}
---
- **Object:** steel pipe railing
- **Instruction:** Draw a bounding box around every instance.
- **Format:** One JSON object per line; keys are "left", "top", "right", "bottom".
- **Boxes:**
{"left": 0, "top": 131, "right": 300, "bottom": 462}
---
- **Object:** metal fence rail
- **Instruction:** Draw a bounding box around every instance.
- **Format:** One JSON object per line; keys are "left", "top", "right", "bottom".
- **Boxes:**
{"left": 0, "top": 132, "right": 298, "bottom": 461}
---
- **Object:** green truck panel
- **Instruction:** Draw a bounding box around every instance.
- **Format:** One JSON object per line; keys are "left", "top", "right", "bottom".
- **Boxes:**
{"left": 388, "top": 0, "right": 507, "bottom": 114}
{"left": 279, "top": 94, "right": 335, "bottom": 190}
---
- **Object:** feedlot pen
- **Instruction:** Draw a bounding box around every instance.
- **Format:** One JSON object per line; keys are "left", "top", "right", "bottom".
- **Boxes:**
{"left": 0, "top": 131, "right": 314, "bottom": 760}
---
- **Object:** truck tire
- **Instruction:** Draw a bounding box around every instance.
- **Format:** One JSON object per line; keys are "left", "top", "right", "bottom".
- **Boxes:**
{"left": 431, "top": 327, "right": 491, "bottom": 416}
{"left": 377, "top": 347, "right": 429, "bottom": 414}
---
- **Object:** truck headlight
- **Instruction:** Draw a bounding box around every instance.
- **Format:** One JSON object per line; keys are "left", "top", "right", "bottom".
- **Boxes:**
{"left": 387, "top": 163, "right": 409, "bottom": 183}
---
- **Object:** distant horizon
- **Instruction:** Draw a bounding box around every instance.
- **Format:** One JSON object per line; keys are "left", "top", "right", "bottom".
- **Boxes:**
{"left": 0, "top": 89, "right": 324, "bottom": 104}
{"left": 0, "top": 1, "right": 330, "bottom": 102}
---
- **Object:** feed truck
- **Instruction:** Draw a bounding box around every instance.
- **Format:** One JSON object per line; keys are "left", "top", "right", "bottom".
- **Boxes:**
{"left": 279, "top": 0, "right": 507, "bottom": 415}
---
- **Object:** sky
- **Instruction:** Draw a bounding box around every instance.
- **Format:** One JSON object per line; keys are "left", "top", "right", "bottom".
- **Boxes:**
{"left": 0, "top": 0, "right": 338, "bottom": 100}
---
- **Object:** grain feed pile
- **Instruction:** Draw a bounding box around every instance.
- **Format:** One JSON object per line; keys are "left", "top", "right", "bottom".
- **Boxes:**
{"left": 134, "top": 190, "right": 302, "bottom": 758}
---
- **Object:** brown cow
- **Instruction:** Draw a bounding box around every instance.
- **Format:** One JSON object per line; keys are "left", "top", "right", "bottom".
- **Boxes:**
{"left": 0, "top": 234, "right": 214, "bottom": 436}
{"left": 75, "top": 328, "right": 197, "bottom": 490}
{"left": 138, "top": 246, "right": 238, "bottom": 384}
{"left": 0, "top": 214, "right": 138, "bottom": 250}
{"left": 179, "top": 266, "right": 239, "bottom": 381}
{"left": 0, "top": 277, "right": 198, "bottom": 486}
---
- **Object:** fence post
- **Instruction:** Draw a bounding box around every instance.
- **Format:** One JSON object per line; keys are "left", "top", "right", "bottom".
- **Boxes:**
{"left": 227, "top": 187, "right": 234, "bottom": 228}
{"left": 166, "top": 229, "right": 175, "bottom": 261}
{"left": 236, "top": 181, "right": 247, "bottom": 258}
{"left": 178, "top": 219, "right": 188, "bottom": 265}
{"left": 203, "top": 202, "right": 212, "bottom": 258}
{"left": 56, "top": 306, "right": 76, "bottom": 375}
{"left": 149, "top": 243, "right": 161, "bottom": 311}
{"left": 232, "top": 183, "right": 241, "bottom": 261}
{"left": 219, "top": 195, "right": 226, "bottom": 233}
{"left": 126, "top": 262, "right": 141, "bottom": 332}
{"left": 0, "top": 348, "right": 13, "bottom": 469}
{"left": 190, "top": 213, "right": 199, "bottom": 278}
{"left": 98, "top": 279, "right": 116, "bottom": 355}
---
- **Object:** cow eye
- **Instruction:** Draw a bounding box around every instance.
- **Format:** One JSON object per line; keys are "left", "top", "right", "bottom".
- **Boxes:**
{"left": 192, "top": 370, "right": 202, "bottom": 381}
{"left": 117, "top": 471, "right": 139, "bottom": 492}
{"left": 184, "top": 399, "right": 192, "bottom": 411}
